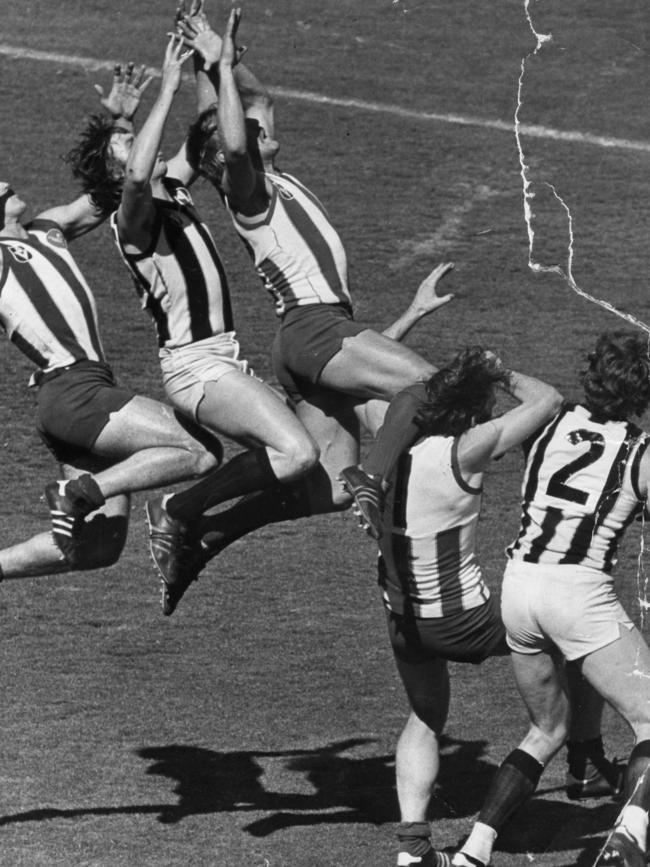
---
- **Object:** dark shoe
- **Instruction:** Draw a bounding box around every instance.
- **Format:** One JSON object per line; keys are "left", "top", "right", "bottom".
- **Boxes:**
{"left": 44, "top": 479, "right": 94, "bottom": 565}
{"left": 566, "top": 758, "right": 625, "bottom": 800}
{"left": 596, "top": 831, "right": 646, "bottom": 866}
{"left": 145, "top": 497, "right": 190, "bottom": 615}
{"left": 338, "top": 465, "right": 384, "bottom": 540}
{"left": 162, "top": 539, "right": 209, "bottom": 617}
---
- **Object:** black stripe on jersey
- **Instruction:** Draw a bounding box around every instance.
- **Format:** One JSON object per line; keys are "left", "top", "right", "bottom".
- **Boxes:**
{"left": 277, "top": 171, "right": 330, "bottom": 220}
{"left": 509, "top": 408, "right": 567, "bottom": 556}
{"left": 436, "top": 526, "right": 464, "bottom": 616}
{"left": 522, "top": 506, "right": 564, "bottom": 563}
{"left": 1, "top": 241, "right": 96, "bottom": 364}
{"left": 277, "top": 189, "right": 346, "bottom": 299}
{"left": 379, "top": 452, "right": 415, "bottom": 616}
{"left": 630, "top": 434, "right": 650, "bottom": 503}
{"left": 10, "top": 329, "right": 48, "bottom": 368}
{"left": 159, "top": 207, "right": 214, "bottom": 343}
{"left": 32, "top": 236, "right": 104, "bottom": 361}
{"left": 192, "top": 219, "right": 234, "bottom": 332}
{"left": 560, "top": 430, "right": 641, "bottom": 571}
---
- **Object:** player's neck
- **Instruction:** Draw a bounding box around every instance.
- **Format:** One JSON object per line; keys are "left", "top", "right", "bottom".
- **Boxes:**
{"left": 0, "top": 219, "right": 27, "bottom": 238}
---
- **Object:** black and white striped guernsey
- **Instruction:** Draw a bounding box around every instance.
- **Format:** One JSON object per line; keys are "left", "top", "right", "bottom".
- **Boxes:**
{"left": 0, "top": 219, "right": 105, "bottom": 376}
{"left": 112, "top": 178, "right": 233, "bottom": 348}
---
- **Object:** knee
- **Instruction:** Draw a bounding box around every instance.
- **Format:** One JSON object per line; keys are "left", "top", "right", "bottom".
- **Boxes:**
{"left": 187, "top": 437, "right": 223, "bottom": 476}
{"left": 284, "top": 434, "right": 320, "bottom": 479}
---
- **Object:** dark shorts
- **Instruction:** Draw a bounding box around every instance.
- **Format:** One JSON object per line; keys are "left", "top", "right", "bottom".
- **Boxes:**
{"left": 272, "top": 303, "right": 367, "bottom": 404}
{"left": 36, "top": 360, "right": 135, "bottom": 464}
{"left": 386, "top": 595, "right": 509, "bottom": 666}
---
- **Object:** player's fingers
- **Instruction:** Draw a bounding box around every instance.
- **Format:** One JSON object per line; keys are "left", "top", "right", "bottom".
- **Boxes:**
{"left": 93, "top": 84, "right": 105, "bottom": 97}
{"left": 125, "top": 61, "right": 135, "bottom": 79}
{"left": 113, "top": 62, "right": 122, "bottom": 81}
{"left": 139, "top": 74, "right": 154, "bottom": 94}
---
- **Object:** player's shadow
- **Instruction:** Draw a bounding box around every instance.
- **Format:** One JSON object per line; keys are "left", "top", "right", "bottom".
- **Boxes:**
{"left": 136, "top": 733, "right": 506, "bottom": 835}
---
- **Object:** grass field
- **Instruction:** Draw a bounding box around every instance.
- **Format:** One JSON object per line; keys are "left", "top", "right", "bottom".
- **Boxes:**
{"left": 1, "top": 1, "right": 650, "bottom": 865}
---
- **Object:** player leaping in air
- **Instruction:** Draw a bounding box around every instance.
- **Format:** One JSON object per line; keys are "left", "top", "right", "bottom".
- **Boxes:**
{"left": 142, "top": 2, "right": 455, "bottom": 612}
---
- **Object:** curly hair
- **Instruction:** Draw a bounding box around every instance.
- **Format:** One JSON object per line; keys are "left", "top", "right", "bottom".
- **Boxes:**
{"left": 417, "top": 346, "right": 512, "bottom": 437}
{"left": 65, "top": 114, "right": 123, "bottom": 214}
{"left": 582, "top": 331, "right": 650, "bottom": 421}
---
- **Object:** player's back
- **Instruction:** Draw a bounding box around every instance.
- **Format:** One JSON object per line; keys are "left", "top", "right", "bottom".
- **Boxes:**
{"left": 378, "top": 434, "right": 489, "bottom": 618}
{"left": 508, "top": 403, "right": 648, "bottom": 572}
{"left": 0, "top": 219, "right": 105, "bottom": 374}
{"left": 226, "top": 170, "right": 351, "bottom": 316}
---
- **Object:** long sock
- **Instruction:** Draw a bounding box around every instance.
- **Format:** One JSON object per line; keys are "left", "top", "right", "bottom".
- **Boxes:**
{"left": 477, "top": 748, "right": 544, "bottom": 833}
{"left": 567, "top": 735, "right": 618, "bottom": 783}
{"left": 397, "top": 821, "right": 432, "bottom": 857}
{"left": 166, "top": 447, "right": 277, "bottom": 522}
{"left": 623, "top": 740, "right": 650, "bottom": 808}
{"left": 363, "top": 384, "right": 427, "bottom": 481}
{"left": 197, "top": 480, "right": 313, "bottom": 558}
{"left": 616, "top": 805, "right": 648, "bottom": 851}
{"left": 456, "top": 822, "right": 496, "bottom": 866}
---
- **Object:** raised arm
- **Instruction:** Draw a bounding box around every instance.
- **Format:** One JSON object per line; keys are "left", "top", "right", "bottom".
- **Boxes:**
{"left": 94, "top": 61, "right": 153, "bottom": 130}
{"left": 383, "top": 262, "right": 455, "bottom": 342}
{"left": 216, "top": 8, "right": 266, "bottom": 212}
{"left": 35, "top": 193, "right": 108, "bottom": 242}
{"left": 116, "top": 35, "right": 191, "bottom": 249}
{"left": 458, "top": 363, "right": 563, "bottom": 473}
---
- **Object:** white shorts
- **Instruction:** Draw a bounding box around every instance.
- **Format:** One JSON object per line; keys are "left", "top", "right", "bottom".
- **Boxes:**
{"left": 160, "top": 332, "right": 252, "bottom": 421}
{"left": 501, "top": 558, "right": 634, "bottom": 661}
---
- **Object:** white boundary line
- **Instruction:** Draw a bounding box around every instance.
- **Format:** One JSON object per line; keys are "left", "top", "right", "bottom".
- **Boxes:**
{"left": 2, "top": 42, "right": 650, "bottom": 153}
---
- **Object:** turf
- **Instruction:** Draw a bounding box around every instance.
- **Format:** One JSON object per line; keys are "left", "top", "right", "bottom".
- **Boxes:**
{"left": 1, "top": 1, "right": 650, "bottom": 865}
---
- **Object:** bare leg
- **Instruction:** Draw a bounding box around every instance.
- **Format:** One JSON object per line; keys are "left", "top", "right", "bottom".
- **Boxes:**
{"left": 319, "top": 330, "right": 433, "bottom": 400}
{"left": 196, "top": 371, "right": 318, "bottom": 482}
{"left": 88, "top": 394, "right": 220, "bottom": 497}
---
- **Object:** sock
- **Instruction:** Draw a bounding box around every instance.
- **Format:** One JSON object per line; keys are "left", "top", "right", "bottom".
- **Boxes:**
{"left": 397, "top": 821, "right": 432, "bottom": 857}
{"left": 624, "top": 740, "right": 650, "bottom": 808}
{"left": 477, "top": 748, "right": 544, "bottom": 833}
{"left": 167, "top": 447, "right": 277, "bottom": 522}
{"left": 616, "top": 805, "right": 648, "bottom": 851}
{"left": 64, "top": 474, "right": 105, "bottom": 513}
{"left": 567, "top": 735, "right": 617, "bottom": 786}
{"left": 363, "top": 384, "right": 427, "bottom": 481}
{"left": 457, "top": 822, "right": 496, "bottom": 866}
{"left": 197, "top": 480, "right": 313, "bottom": 558}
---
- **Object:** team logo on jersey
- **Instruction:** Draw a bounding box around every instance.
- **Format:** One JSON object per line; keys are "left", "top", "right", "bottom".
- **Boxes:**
{"left": 3, "top": 243, "right": 33, "bottom": 263}
{"left": 270, "top": 178, "right": 294, "bottom": 201}
{"left": 174, "top": 187, "right": 193, "bottom": 207}
{"left": 46, "top": 228, "right": 67, "bottom": 249}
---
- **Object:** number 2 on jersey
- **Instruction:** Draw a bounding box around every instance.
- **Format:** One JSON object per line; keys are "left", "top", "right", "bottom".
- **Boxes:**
{"left": 546, "top": 429, "right": 605, "bottom": 505}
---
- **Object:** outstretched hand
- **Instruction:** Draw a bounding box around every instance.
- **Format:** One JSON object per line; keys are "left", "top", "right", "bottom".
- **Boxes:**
{"left": 94, "top": 62, "right": 153, "bottom": 121}
{"left": 220, "top": 7, "right": 244, "bottom": 68}
{"left": 160, "top": 33, "right": 194, "bottom": 94}
{"left": 411, "top": 262, "right": 455, "bottom": 314}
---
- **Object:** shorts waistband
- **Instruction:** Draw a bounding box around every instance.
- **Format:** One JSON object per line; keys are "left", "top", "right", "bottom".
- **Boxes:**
{"left": 33, "top": 359, "right": 111, "bottom": 388}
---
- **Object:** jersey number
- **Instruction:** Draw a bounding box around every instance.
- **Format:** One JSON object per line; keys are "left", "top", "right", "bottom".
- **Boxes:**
{"left": 546, "top": 429, "right": 605, "bottom": 505}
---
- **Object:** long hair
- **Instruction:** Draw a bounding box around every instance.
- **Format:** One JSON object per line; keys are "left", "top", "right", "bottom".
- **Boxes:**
{"left": 417, "top": 346, "right": 512, "bottom": 437}
{"left": 65, "top": 114, "right": 123, "bottom": 213}
{"left": 582, "top": 331, "right": 650, "bottom": 421}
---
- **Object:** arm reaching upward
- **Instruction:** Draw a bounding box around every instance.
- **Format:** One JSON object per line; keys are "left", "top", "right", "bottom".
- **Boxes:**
{"left": 117, "top": 35, "right": 192, "bottom": 250}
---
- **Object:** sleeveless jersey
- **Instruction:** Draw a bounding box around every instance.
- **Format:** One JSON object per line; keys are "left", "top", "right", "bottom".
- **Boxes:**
{"left": 507, "top": 403, "right": 648, "bottom": 572}
{"left": 111, "top": 178, "right": 233, "bottom": 348}
{"left": 225, "top": 170, "right": 351, "bottom": 316}
{"left": 378, "top": 435, "right": 490, "bottom": 618}
{"left": 0, "top": 219, "right": 105, "bottom": 377}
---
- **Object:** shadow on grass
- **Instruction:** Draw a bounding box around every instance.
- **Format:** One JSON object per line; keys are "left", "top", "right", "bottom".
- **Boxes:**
{"left": 0, "top": 735, "right": 619, "bottom": 858}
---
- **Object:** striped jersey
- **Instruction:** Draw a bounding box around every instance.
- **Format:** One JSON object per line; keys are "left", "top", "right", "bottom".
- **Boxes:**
{"left": 507, "top": 403, "right": 648, "bottom": 572}
{"left": 0, "top": 219, "right": 105, "bottom": 376}
{"left": 378, "top": 435, "right": 490, "bottom": 618}
{"left": 225, "top": 170, "right": 351, "bottom": 316}
{"left": 112, "top": 178, "right": 233, "bottom": 348}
